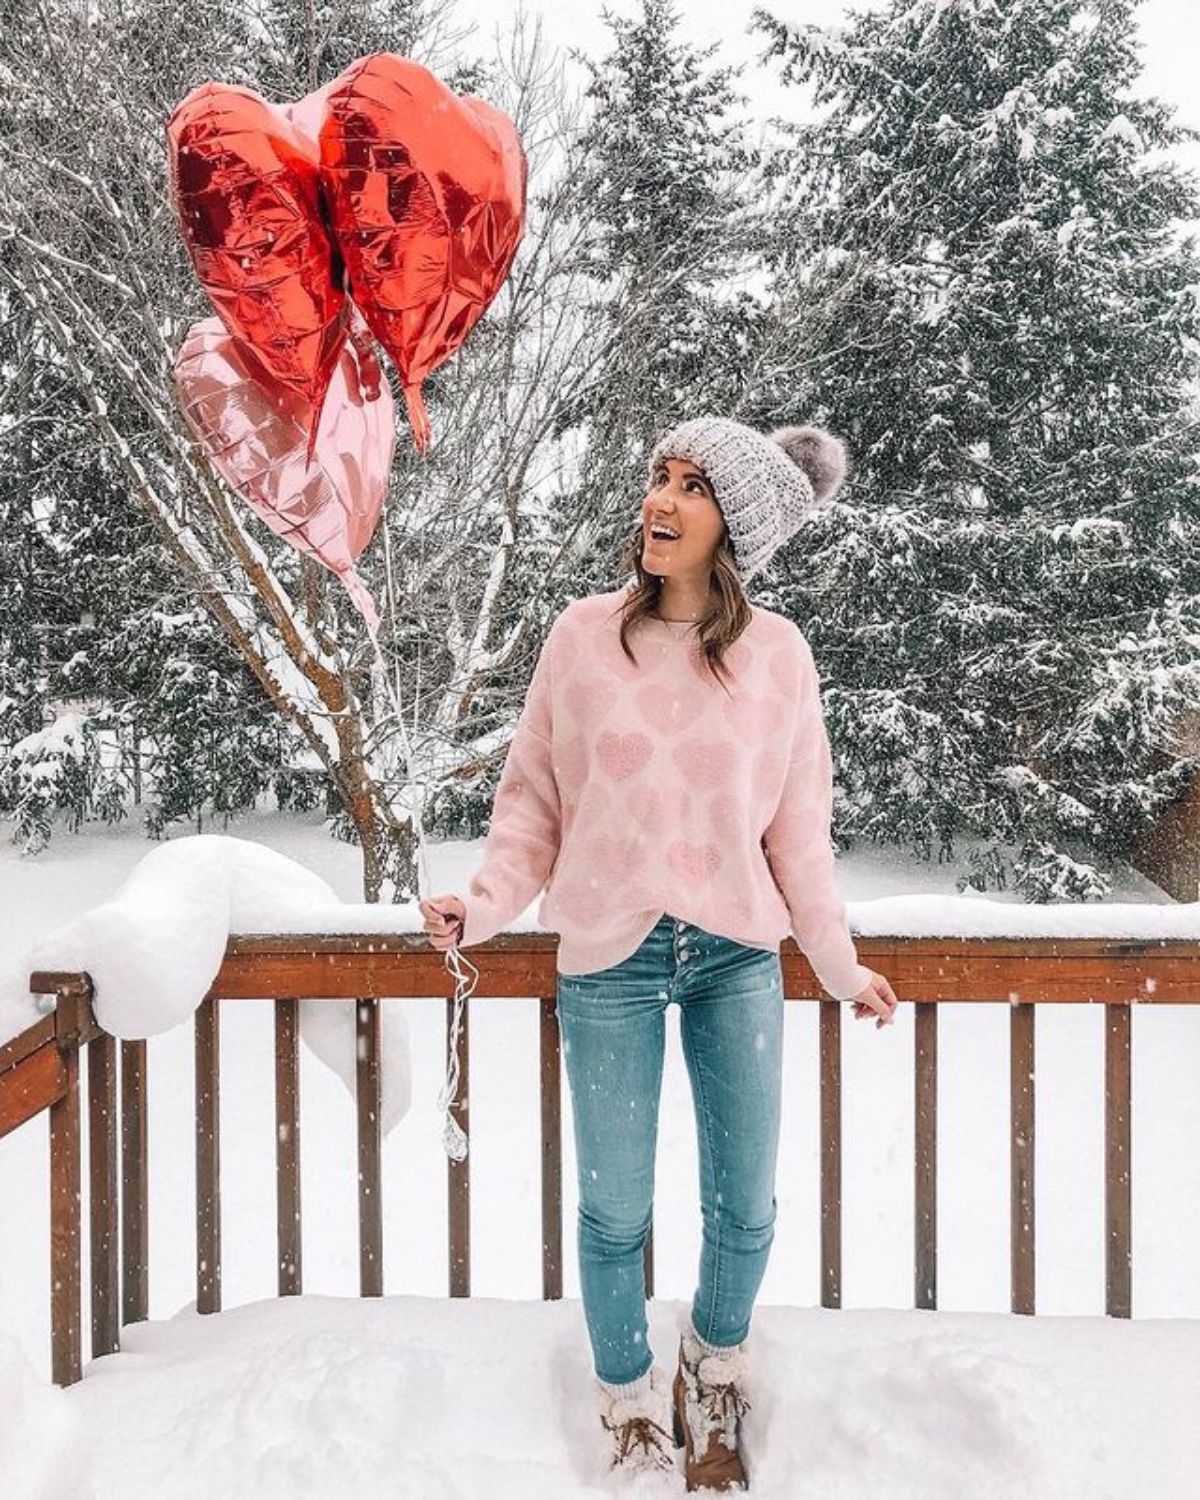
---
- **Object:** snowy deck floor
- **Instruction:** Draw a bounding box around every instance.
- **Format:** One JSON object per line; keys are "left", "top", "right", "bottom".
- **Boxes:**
{"left": 7, "top": 1292, "right": 1200, "bottom": 1499}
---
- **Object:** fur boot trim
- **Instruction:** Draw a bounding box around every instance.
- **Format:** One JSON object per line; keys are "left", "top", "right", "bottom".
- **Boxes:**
{"left": 696, "top": 1344, "right": 749, "bottom": 1390}
{"left": 677, "top": 1323, "right": 753, "bottom": 1464}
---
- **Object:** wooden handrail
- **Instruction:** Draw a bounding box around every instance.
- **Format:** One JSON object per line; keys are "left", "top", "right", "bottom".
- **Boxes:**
{"left": 5, "top": 930, "right": 1197, "bottom": 1388}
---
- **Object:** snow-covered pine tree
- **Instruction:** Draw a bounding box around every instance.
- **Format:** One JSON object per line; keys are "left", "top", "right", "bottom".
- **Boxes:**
{"left": 101, "top": 603, "right": 292, "bottom": 838}
{"left": 555, "top": 0, "right": 766, "bottom": 591}
{"left": 0, "top": 298, "right": 53, "bottom": 752}
{"left": 0, "top": 280, "right": 298, "bottom": 850}
{"left": 748, "top": 0, "right": 1200, "bottom": 899}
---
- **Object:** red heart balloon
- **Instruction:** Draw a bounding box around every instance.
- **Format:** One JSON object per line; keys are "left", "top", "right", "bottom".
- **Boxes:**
{"left": 318, "top": 53, "right": 527, "bottom": 451}
{"left": 173, "top": 311, "right": 395, "bottom": 628}
{"left": 167, "top": 81, "right": 350, "bottom": 457}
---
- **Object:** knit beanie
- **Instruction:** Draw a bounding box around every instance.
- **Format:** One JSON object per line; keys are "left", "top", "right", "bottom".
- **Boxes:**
{"left": 646, "top": 416, "right": 850, "bottom": 581}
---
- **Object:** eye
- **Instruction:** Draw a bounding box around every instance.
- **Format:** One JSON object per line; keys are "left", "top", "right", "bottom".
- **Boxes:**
{"left": 652, "top": 467, "right": 704, "bottom": 492}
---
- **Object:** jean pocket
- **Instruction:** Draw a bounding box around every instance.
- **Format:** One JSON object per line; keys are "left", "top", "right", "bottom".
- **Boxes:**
{"left": 709, "top": 937, "right": 781, "bottom": 989}
{"left": 712, "top": 932, "right": 777, "bottom": 961}
{"left": 557, "top": 973, "right": 613, "bottom": 1007}
{"left": 559, "top": 957, "right": 626, "bottom": 986}
{"left": 556, "top": 965, "right": 646, "bottom": 1011}
{"left": 556, "top": 972, "right": 597, "bottom": 1005}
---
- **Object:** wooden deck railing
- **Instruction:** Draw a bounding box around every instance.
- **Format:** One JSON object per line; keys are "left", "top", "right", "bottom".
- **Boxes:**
{"left": 3, "top": 930, "right": 1197, "bottom": 1387}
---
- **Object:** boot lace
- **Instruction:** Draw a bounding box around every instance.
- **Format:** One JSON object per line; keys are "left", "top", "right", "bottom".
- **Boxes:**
{"left": 601, "top": 1410, "right": 673, "bottom": 1468}
{"left": 689, "top": 1355, "right": 752, "bottom": 1451}
{"left": 698, "top": 1376, "right": 752, "bottom": 1436}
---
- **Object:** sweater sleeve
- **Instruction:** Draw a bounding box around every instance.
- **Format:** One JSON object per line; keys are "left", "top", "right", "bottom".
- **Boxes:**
{"left": 458, "top": 618, "right": 562, "bottom": 950}
{"left": 762, "top": 637, "right": 871, "bottom": 1001}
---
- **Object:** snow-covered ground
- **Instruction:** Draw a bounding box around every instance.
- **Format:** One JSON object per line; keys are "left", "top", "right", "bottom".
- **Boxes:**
{"left": 5, "top": 1289, "right": 1200, "bottom": 1499}
{"left": 2, "top": 813, "right": 1198, "bottom": 1496}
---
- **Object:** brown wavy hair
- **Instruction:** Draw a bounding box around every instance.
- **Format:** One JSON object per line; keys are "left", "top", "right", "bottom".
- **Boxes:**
{"left": 608, "top": 506, "right": 754, "bottom": 694}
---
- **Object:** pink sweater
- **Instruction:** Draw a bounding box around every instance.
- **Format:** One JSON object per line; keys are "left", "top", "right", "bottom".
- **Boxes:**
{"left": 459, "top": 587, "right": 871, "bottom": 999}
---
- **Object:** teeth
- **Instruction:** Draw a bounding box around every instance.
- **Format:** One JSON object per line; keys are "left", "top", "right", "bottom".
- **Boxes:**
{"left": 650, "top": 526, "right": 679, "bottom": 539}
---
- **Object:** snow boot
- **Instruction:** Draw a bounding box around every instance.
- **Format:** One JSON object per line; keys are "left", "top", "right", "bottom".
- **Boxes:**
{"left": 671, "top": 1320, "right": 752, "bottom": 1492}
{"left": 598, "top": 1362, "right": 678, "bottom": 1478}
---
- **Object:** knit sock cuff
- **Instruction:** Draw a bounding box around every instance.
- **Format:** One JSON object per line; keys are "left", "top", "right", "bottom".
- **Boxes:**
{"left": 597, "top": 1365, "right": 654, "bottom": 1402}
{"left": 687, "top": 1313, "right": 743, "bottom": 1358}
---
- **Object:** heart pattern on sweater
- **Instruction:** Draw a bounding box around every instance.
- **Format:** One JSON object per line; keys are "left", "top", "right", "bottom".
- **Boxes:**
{"left": 474, "top": 588, "right": 864, "bottom": 993}
{"left": 564, "top": 675, "right": 616, "bottom": 726}
{"left": 665, "top": 838, "right": 722, "bottom": 883}
{"left": 596, "top": 729, "right": 654, "bottom": 780}
{"left": 687, "top": 633, "right": 755, "bottom": 684}
{"left": 671, "top": 737, "right": 739, "bottom": 790}
{"left": 634, "top": 681, "right": 707, "bottom": 737}
{"left": 626, "top": 782, "right": 662, "bottom": 831}
{"left": 588, "top": 830, "right": 646, "bottom": 881}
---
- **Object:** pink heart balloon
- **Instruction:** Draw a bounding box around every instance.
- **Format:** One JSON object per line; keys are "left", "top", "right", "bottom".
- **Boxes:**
{"left": 173, "top": 312, "right": 395, "bottom": 628}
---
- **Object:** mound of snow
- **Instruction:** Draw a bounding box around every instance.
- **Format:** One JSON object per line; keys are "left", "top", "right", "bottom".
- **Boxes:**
{"left": 29, "top": 836, "right": 413, "bottom": 1135}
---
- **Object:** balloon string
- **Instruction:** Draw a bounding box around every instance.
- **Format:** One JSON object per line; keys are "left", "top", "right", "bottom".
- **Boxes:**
{"left": 365, "top": 616, "right": 476, "bottom": 1162}
{"left": 436, "top": 943, "right": 479, "bottom": 1163}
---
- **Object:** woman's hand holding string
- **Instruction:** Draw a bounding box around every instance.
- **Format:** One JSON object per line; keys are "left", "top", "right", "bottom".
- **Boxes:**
{"left": 420, "top": 894, "right": 466, "bottom": 952}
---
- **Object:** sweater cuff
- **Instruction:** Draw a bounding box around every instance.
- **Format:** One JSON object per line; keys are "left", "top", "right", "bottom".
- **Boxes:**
{"left": 459, "top": 891, "right": 507, "bottom": 950}
{"left": 812, "top": 958, "right": 873, "bottom": 1001}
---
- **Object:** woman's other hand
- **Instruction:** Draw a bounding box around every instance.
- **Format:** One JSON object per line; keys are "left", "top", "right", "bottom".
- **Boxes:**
{"left": 849, "top": 969, "right": 898, "bottom": 1029}
{"left": 419, "top": 894, "right": 466, "bottom": 952}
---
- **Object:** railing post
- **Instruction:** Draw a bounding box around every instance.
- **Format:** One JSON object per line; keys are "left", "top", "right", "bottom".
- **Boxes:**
{"left": 275, "top": 997, "right": 302, "bottom": 1296}
{"left": 88, "top": 1026, "right": 120, "bottom": 1358}
{"left": 447, "top": 994, "right": 470, "bottom": 1297}
{"left": 1010, "top": 998, "right": 1035, "bottom": 1314}
{"left": 195, "top": 996, "right": 221, "bottom": 1313}
{"left": 539, "top": 994, "right": 562, "bottom": 1300}
{"left": 356, "top": 997, "right": 383, "bottom": 1296}
{"left": 914, "top": 1000, "right": 938, "bottom": 1310}
{"left": 819, "top": 997, "right": 842, "bottom": 1308}
{"left": 121, "top": 1039, "right": 149, "bottom": 1325}
{"left": 48, "top": 977, "right": 90, "bottom": 1387}
{"left": 1105, "top": 1002, "right": 1132, "bottom": 1317}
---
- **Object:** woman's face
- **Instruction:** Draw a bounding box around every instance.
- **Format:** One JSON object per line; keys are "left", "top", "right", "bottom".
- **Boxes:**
{"left": 640, "top": 457, "right": 727, "bottom": 577}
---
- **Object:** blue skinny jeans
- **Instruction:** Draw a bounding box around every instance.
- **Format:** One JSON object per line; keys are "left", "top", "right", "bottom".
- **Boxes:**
{"left": 554, "top": 912, "right": 784, "bottom": 1387}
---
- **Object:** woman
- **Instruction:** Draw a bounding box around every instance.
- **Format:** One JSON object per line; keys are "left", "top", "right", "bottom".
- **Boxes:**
{"left": 420, "top": 414, "right": 898, "bottom": 1491}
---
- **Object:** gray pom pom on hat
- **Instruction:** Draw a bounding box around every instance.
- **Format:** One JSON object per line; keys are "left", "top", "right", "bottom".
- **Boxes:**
{"left": 647, "top": 415, "right": 849, "bottom": 581}
{"left": 768, "top": 424, "right": 849, "bottom": 505}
